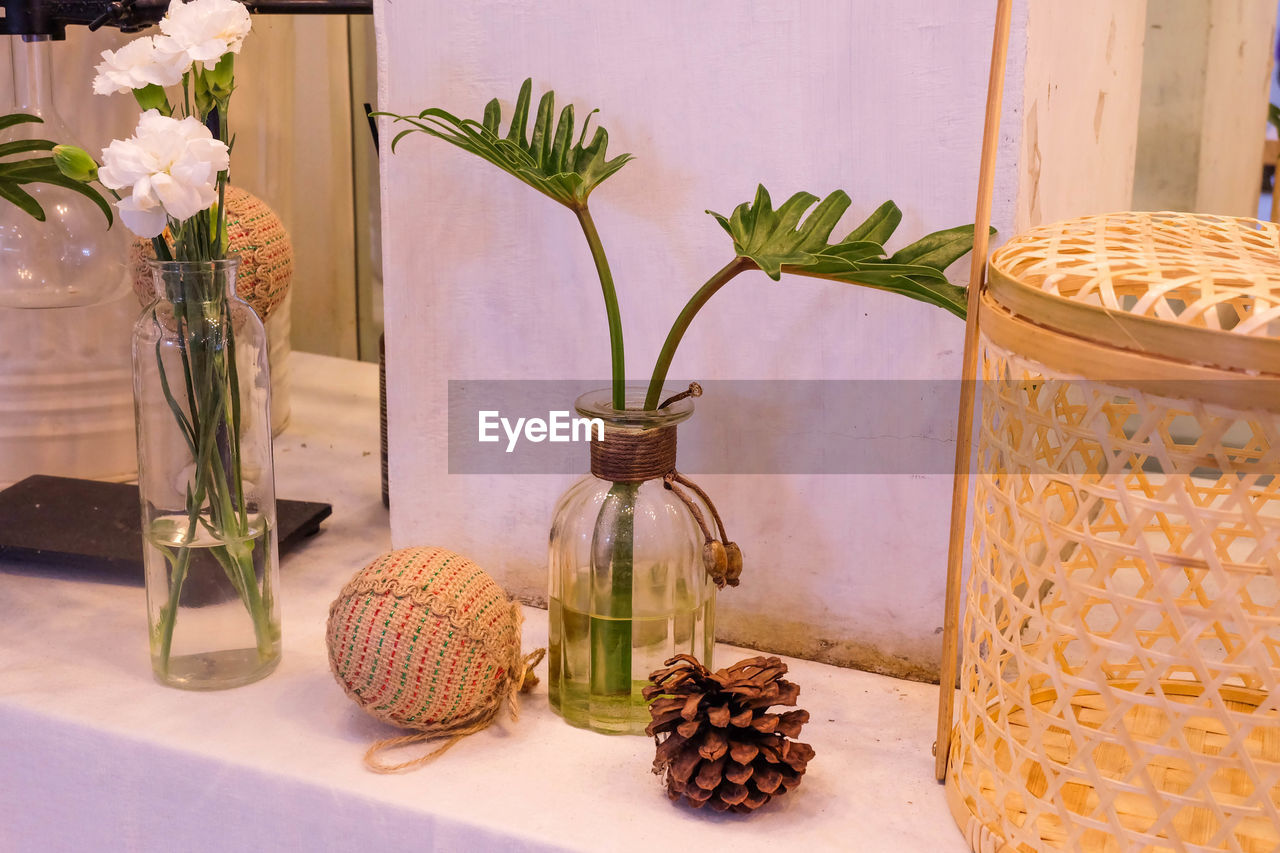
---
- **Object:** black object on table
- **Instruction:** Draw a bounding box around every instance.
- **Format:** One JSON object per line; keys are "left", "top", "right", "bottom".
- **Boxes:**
{"left": 0, "top": 475, "right": 331, "bottom": 585}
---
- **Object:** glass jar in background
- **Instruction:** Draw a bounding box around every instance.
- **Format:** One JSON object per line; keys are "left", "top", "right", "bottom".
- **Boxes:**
{"left": 0, "top": 37, "right": 126, "bottom": 308}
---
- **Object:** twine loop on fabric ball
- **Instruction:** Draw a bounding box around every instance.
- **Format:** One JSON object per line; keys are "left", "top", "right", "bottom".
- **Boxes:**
{"left": 326, "top": 546, "right": 544, "bottom": 772}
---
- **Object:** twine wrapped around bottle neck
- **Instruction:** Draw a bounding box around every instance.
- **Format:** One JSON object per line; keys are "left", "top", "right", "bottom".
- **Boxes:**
{"left": 583, "top": 387, "right": 743, "bottom": 589}
{"left": 590, "top": 425, "right": 678, "bottom": 483}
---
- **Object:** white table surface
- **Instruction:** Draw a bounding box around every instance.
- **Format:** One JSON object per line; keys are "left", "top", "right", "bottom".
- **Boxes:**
{"left": 0, "top": 352, "right": 968, "bottom": 853}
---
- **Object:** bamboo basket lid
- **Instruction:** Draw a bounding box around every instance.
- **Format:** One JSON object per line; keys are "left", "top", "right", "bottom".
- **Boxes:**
{"left": 987, "top": 212, "right": 1280, "bottom": 376}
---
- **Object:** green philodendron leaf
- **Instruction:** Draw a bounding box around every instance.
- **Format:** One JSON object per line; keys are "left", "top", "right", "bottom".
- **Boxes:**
{"left": 844, "top": 199, "right": 903, "bottom": 245}
{"left": 0, "top": 112, "right": 113, "bottom": 226}
{"left": 707, "top": 185, "right": 853, "bottom": 279}
{"left": 888, "top": 223, "right": 989, "bottom": 270}
{"left": 375, "top": 78, "right": 633, "bottom": 209}
{"left": 815, "top": 269, "right": 970, "bottom": 318}
{"left": 710, "top": 185, "right": 985, "bottom": 318}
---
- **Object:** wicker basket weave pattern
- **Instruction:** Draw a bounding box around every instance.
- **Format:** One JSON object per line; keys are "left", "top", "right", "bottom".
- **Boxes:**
{"left": 947, "top": 213, "right": 1280, "bottom": 852}
{"left": 990, "top": 212, "right": 1280, "bottom": 334}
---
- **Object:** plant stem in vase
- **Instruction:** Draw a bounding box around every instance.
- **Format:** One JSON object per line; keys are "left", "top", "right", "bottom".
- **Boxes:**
{"left": 137, "top": 258, "right": 280, "bottom": 688}
{"left": 590, "top": 482, "right": 636, "bottom": 699}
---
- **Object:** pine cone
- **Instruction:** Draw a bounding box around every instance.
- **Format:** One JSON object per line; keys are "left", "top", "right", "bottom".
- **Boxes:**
{"left": 644, "top": 654, "right": 814, "bottom": 813}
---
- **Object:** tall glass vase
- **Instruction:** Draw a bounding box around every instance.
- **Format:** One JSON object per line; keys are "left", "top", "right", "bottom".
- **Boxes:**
{"left": 548, "top": 388, "right": 717, "bottom": 734}
{"left": 133, "top": 258, "right": 281, "bottom": 689}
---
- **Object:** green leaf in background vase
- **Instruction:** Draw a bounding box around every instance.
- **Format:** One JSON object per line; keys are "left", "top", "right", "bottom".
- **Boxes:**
{"left": 0, "top": 113, "right": 42, "bottom": 132}
{"left": 14, "top": 162, "right": 114, "bottom": 226}
{"left": 0, "top": 181, "right": 43, "bottom": 220}
{"left": 0, "top": 138, "right": 58, "bottom": 159}
{"left": 0, "top": 113, "right": 113, "bottom": 225}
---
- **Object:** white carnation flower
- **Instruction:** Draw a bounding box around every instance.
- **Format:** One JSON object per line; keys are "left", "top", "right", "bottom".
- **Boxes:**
{"left": 98, "top": 110, "right": 231, "bottom": 238}
{"left": 92, "top": 35, "right": 190, "bottom": 95}
{"left": 160, "top": 0, "right": 253, "bottom": 70}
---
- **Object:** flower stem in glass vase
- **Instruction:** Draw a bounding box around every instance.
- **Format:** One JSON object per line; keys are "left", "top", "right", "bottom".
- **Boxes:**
{"left": 139, "top": 259, "right": 280, "bottom": 689}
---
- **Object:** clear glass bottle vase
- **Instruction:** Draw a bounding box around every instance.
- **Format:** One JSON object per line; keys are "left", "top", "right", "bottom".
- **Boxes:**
{"left": 548, "top": 388, "right": 716, "bottom": 734}
{"left": 133, "top": 258, "right": 281, "bottom": 689}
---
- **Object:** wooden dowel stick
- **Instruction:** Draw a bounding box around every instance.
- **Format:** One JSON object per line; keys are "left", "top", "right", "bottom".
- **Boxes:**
{"left": 934, "top": 0, "right": 1014, "bottom": 784}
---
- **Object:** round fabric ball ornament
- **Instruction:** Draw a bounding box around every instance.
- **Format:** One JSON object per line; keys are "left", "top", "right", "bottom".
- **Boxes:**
{"left": 128, "top": 185, "right": 294, "bottom": 321}
{"left": 326, "top": 546, "right": 544, "bottom": 772}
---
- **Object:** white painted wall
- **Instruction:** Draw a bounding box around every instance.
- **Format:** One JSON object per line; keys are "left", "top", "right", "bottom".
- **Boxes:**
{"left": 375, "top": 1, "right": 1147, "bottom": 679}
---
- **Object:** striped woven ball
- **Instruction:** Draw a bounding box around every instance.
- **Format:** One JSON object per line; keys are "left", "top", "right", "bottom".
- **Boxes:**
{"left": 128, "top": 185, "right": 294, "bottom": 321}
{"left": 326, "top": 547, "right": 524, "bottom": 731}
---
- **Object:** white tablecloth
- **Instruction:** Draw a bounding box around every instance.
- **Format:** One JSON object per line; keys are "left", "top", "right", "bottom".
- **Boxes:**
{"left": 0, "top": 353, "right": 966, "bottom": 853}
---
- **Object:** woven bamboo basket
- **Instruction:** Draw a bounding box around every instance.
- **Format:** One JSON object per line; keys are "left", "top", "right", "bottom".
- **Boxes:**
{"left": 945, "top": 211, "right": 1280, "bottom": 852}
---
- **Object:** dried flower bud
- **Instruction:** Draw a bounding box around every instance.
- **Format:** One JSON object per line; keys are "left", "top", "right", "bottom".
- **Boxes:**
{"left": 724, "top": 542, "right": 743, "bottom": 586}
{"left": 52, "top": 145, "right": 98, "bottom": 183}
{"left": 703, "top": 540, "right": 728, "bottom": 587}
